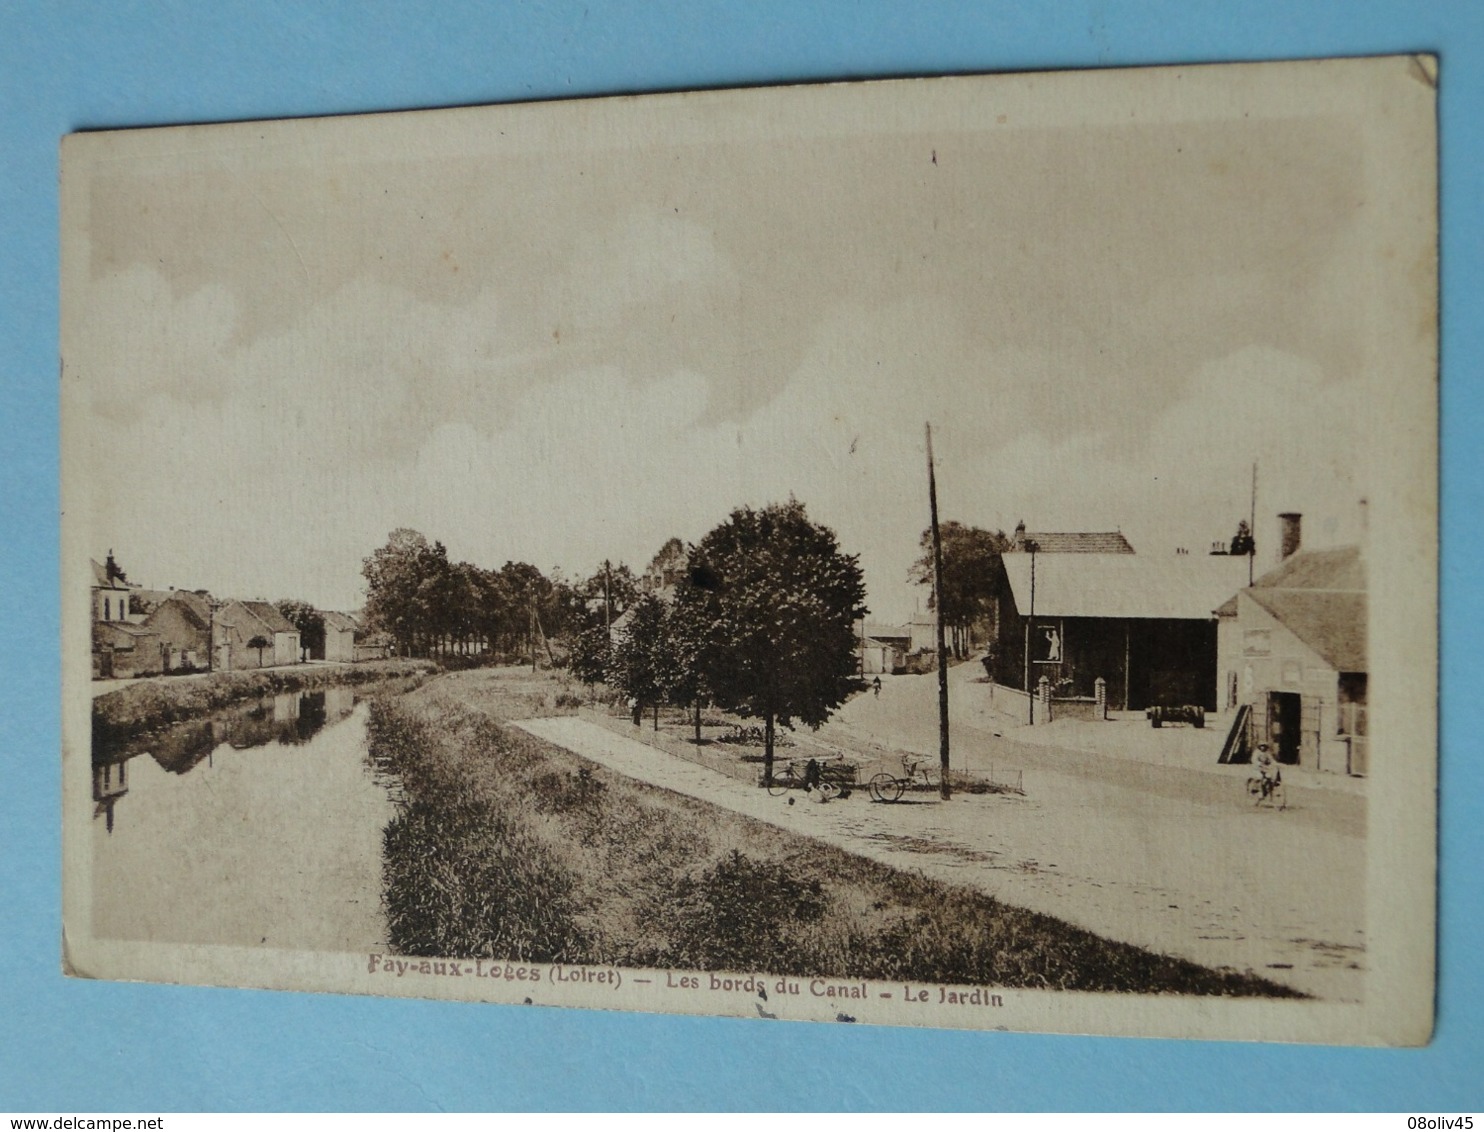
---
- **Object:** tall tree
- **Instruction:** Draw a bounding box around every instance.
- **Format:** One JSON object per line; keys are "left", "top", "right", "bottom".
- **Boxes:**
{"left": 276, "top": 599, "right": 325, "bottom": 661}
{"left": 362, "top": 529, "right": 450, "bottom": 657}
{"left": 688, "top": 500, "right": 867, "bottom": 785}
{"left": 569, "top": 622, "right": 612, "bottom": 688}
{"left": 610, "top": 593, "right": 676, "bottom": 728}
{"left": 910, "top": 521, "right": 1011, "bottom": 658}
{"left": 668, "top": 568, "right": 717, "bottom": 743}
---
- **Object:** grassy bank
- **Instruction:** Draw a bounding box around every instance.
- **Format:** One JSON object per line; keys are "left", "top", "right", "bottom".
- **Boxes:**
{"left": 92, "top": 659, "right": 440, "bottom": 746}
{"left": 371, "top": 676, "right": 1299, "bottom": 996}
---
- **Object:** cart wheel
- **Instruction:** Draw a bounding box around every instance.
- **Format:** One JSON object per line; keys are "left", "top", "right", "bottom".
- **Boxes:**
{"left": 870, "top": 773, "right": 903, "bottom": 803}
{"left": 766, "top": 772, "right": 791, "bottom": 797}
{"left": 1271, "top": 782, "right": 1286, "bottom": 811}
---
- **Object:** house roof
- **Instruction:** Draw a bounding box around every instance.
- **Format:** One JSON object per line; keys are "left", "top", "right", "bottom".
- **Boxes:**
{"left": 322, "top": 610, "right": 359, "bottom": 632}
{"left": 170, "top": 591, "right": 213, "bottom": 624}
{"left": 1246, "top": 589, "right": 1367, "bottom": 672}
{"left": 234, "top": 600, "right": 297, "bottom": 635}
{"left": 91, "top": 559, "right": 133, "bottom": 589}
{"left": 1001, "top": 553, "right": 1251, "bottom": 621}
{"left": 1011, "top": 531, "right": 1135, "bottom": 554}
{"left": 143, "top": 591, "right": 211, "bottom": 631}
{"left": 133, "top": 589, "right": 212, "bottom": 622}
{"left": 1251, "top": 545, "right": 1365, "bottom": 591}
{"left": 1226, "top": 546, "right": 1367, "bottom": 672}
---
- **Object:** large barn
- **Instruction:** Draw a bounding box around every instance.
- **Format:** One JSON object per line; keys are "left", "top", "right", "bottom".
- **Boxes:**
{"left": 988, "top": 546, "right": 1250, "bottom": 712}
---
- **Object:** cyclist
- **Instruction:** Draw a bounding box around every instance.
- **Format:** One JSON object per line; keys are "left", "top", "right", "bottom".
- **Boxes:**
{"left": 1254, "top": 742, "right": 1280, "bottom": 800}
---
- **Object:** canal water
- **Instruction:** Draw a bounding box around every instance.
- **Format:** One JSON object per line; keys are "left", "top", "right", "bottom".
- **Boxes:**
{"left": 91, "top": 685, "right": 404, "bottom": 953}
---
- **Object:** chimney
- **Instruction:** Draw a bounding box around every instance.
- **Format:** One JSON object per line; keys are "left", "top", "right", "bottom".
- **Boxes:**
{"left": 1279, "top": 512, "right": 1302, "bottom": 561}
{"left": 1013, "top": 520, "right": 1026, "bottom": 550}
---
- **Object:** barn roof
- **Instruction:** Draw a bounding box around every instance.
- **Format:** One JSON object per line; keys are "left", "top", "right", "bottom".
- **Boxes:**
{"left": 1001, "top": 553, "right": 1251, "bottom": 621}
{"left": 1011, "top": 531, "right": 1135, "bottom": 554}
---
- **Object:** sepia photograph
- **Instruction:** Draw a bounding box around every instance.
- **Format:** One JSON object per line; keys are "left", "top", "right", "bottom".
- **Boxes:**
{"left": 60, "top": 56, "right": 1437, "bottom": 1045}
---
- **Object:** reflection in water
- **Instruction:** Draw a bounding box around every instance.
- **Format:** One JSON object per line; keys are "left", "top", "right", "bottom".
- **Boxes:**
{"left": 95, "top": 686, "right": 359, "bottom": 783}
{"left": 91, "top": 759, "right": 128, "bottom": 834}
{"left": 88, "top": 683, "right": 399, "bottom": 952}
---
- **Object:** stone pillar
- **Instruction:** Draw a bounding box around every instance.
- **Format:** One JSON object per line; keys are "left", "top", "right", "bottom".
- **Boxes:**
{"left": 1095, "top": 676, "right": 1107, "bottom": 720}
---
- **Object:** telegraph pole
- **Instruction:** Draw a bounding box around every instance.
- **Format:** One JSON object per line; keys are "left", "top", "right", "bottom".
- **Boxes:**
{"left": 1249, "top": 461, "right": 1258, "bottom": 585}
{"left": 925, "top": 423, "right": 951, "bottom": 800}
{"left": 1025, "top": 540, "right": 1038, "bottom": 725}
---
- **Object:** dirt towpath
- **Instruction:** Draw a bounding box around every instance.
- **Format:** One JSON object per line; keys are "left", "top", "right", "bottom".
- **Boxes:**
{"left": 515, "top": 716, "right": 1364, "bottom": 1001}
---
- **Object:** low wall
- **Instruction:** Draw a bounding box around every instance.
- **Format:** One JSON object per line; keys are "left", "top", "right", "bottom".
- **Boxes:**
{"left": 982, "top": 681, "right": 1050, "bottom": 725}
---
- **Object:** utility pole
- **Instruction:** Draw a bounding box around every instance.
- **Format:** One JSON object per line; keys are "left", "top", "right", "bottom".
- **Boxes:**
{"left": 603, "top": 559, "right": 612, "bottom": 633}
{"left": 1249, "top": 461, "right": 1258, "bottom": 586}
{"left": 1025, "top": 540, "right": 1038, "bottom": 725}
{"left": 925, "top": 423, "right": 951, "bottom": 800}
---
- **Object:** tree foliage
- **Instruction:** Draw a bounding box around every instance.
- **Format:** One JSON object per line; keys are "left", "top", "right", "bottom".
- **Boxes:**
{"left": 1229, "top": 519, "right": 1255, "bottom": 557}
{"left": 246, "top": 634, "right": 271, "bottom": 666}
{"left": 609, "top": 593, "right": 677, "bottom": 723}
{"left": 684, "top": 500, "right": 867, "bottom": 781}
{"left": 361, "top": 529, "right": 583, "bottom": 661}
{"left": 569, "top": 623, "right": 612, "bottom": 687}
{"left": 910, "top": 521, "right": 1010, "bottom": 658}
{"left": 276, "top": 599, "right": 325, "bottom": 660}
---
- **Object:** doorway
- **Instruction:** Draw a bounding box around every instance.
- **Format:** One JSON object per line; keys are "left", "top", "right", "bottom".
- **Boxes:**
{"left": 1268, "top": 691, "right": 1302, "bottom": 764}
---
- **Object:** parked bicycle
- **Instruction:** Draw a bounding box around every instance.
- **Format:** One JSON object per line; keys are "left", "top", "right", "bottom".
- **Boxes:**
{"left": 867, "top": 754, "right": 938, "bottom": 803}
{"left": 765, "top": 756, "right": 854, "bottom": 799}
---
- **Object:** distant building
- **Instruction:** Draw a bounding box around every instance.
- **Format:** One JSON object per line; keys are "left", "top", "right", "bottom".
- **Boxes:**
{"left": 215, "top": 600, "right": 301, "bottom": 670}
{"left": 91, "top": 552, "right": 136, "bottom": 624}
{"left": 321, "top": 610, "right": 358, "bottom": 662}
{"left": 854, "top": 614, "right": 937, "bottom": 674}
{"left": 1215, "top": 519, "right": 1367, "bottom": 775}
{"left": 641, "top": 538, "right": 689, "bottom": 597}
{"left": 140, "top": 591, "right": 213, "bottom": 672}
{"left": 345, "top": 613, "right": 392, "bottom": 661}
{"left": 92, "top": 618, "right": 162, "bottom": 679}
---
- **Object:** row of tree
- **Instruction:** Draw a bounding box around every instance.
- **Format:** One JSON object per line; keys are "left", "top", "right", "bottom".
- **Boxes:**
{"left": 557, "top": 501, "right": 868, "bottom": 784}
{"left": 361, "top": 528, "right": 647, "bottom": 662}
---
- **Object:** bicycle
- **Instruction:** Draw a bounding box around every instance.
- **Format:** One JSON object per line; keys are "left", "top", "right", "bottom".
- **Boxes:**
{"left": 867, "top": 754, "right": 937, "bottom": 803}
{"left": 1245, "top": 769, "right": 1287, "bottom": 810}
{"left": 765, "top": 757, "right": 850, "bottom": 799}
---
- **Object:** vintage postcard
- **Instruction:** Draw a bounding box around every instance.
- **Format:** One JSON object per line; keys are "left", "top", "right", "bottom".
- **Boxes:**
{"left": 61, "top": 57, "right": 1437, "bottom": 1044}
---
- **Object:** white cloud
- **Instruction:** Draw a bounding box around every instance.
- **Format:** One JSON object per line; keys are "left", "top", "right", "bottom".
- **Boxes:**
{"left": 76, "top": 263, "right": 1369, "bottom": 619}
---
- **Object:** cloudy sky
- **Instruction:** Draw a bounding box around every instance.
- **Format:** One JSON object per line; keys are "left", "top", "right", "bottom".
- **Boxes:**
{"left": 68, "top": 77, "right": 1377, "bottom": 620}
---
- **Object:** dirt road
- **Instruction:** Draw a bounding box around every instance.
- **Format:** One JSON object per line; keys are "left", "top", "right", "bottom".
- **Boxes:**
{"left": 516, "top": 708, "right": 1365, "bottom": 1001}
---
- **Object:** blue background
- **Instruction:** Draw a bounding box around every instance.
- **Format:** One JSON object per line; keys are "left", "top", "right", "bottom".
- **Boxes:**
{"left": 2, "top": 1, "right": 1479, "bottom": 1112}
